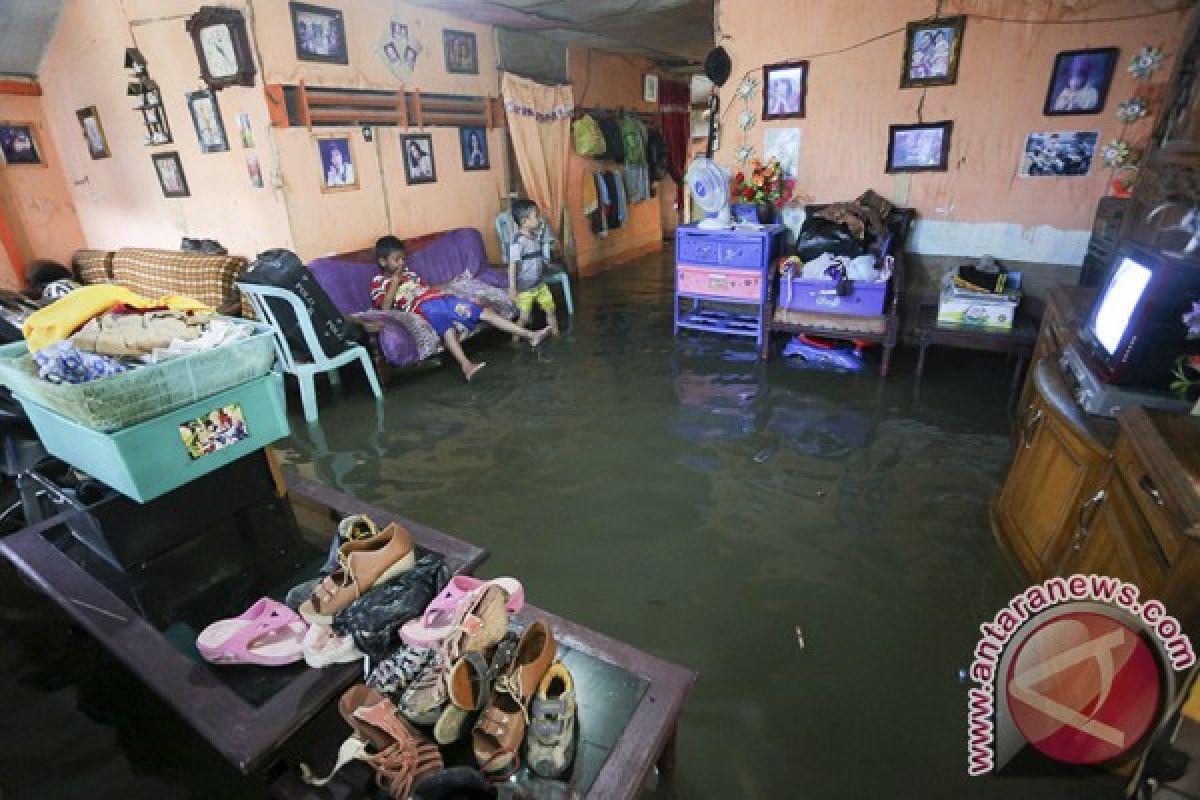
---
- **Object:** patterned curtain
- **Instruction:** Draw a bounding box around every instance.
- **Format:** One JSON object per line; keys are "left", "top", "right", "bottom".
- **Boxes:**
{"left": 659, "top": 80, "right": 691, "bottom": 207}
{"left": 501, "top": 73, "right": 575, "bottom": 239}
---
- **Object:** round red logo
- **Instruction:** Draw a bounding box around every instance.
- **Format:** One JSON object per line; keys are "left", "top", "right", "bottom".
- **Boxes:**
{"left": 1005, "top": 611, "right": 1161, "bottom": 764}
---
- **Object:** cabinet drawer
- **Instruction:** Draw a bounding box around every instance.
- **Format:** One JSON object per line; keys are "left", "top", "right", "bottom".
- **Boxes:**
{"left": 717, "top": 239, "right": 764, "bottom": 267}
{"left": 677, "top": 235, "right": 719, "bottom": 265}
{"left": 1114, "top": 436, "right": 1182, "bottom": 563}
{"left": 677, "top": 264, "right": 763, "bottom": 300}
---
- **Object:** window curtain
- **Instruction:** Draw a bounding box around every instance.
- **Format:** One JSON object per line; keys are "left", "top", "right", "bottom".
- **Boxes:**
{"left": 659, "top": 80, "right": 691, "bottom": 207}
{"left": 501, "top": 73, "right": 575, "bottom": 239}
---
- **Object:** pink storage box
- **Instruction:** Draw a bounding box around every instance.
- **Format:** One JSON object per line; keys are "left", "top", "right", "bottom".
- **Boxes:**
{"left": 676, "top": 264, "right": 763, "bottom": 301}
{"left": 778, "top": 276, "right": 889, "bottom": 316}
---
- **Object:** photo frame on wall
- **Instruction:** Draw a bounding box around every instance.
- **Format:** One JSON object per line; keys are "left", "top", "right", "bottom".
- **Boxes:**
{"left": 1019, "top": 130, "right": 1098, "bottom": 176}
{"left": 0, "top": 122, "right": 43, "bottom": 166}
{"left": 643, "top": 74, "right": 659, "bottom": 103}
{"left": 290, "top": 2, "right": 348, "bottom": 65}
{"left": 402, "top": 134, "right": 436, "bottom": 184}
{"left": 886, "top": 121, "right": 953, "bottom": 173}
{"left": 317, "top": 135, "right": 358, "bottom": 192}
{"left": 76, "top": 107, "right": 110, "bottom": 159}
{"left": 1043, "top": 48, "right": 1118, "bottom": 116}
{"left": 762, "top": 61, "right": 807, "bottom": 120}
{"left": 900, "top": 15, "right": 966, "bottom": 88}
{"left": 152, "top": 151, "right": 190, "bottom": 197}
{"left": 186, "top": 90, "right": 229, "bottom": 153}
{"left": 459, "top": 126, "right": 489, "bottom": 171}
{"left": 443, "top": 30, "right": 478, "bottom": 74}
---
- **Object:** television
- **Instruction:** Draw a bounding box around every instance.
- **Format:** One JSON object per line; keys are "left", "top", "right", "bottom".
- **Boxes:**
{"left": 1082, "top": 240, "right": 1200, "bottom": 387}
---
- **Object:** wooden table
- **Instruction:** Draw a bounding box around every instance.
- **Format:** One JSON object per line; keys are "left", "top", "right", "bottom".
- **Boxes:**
{"left": 914, "top": 304, "right": 1037, "bottom": 408}
{"left": 0, "top": 457, "right": 696, "bottom": 798}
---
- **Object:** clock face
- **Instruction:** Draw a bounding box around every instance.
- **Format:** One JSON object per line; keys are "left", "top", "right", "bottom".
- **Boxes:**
{"left": 201, "top": 25, "right": 237, "bottom": 78}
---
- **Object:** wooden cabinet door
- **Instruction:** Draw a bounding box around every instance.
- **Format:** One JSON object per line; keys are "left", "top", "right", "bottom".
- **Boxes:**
{"left": 1017, "top": 326, "right": 1058, "bottom": 424}
{"left": 995, "top": 400, "right": 1106, "bottom": 579}
{"left": 1061, "top": 473, "right": 1170, "bottom": 595}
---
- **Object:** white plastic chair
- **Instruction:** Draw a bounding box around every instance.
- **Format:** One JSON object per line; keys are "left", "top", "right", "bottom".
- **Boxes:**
{"left": 236, "top": 282, "right": 382, "bottom": 422}
{"left": 495, "top": 211, "right": 574, "bottom": 315}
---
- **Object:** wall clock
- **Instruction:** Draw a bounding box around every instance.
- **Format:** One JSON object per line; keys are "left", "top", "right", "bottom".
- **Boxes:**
{"left": 186, "top": 7, "right": 257, "bottom": 90}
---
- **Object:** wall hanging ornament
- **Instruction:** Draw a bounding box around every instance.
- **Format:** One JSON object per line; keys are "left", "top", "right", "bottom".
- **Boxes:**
{"left": 1101, "top": 138, "right": 1133, "bottom": 168}
{"left": 125, "top": 48, "right": 171, "bottom": 146}
{"left": 1116, "top": 98, "right": 1149, "bottom": 124}
{"left": 1128, "top": 46, "right": 1164, "bottom": 80}
{"left": 733, "top": 75, "right": 759, "bottom": 165}
{"left": 378, "top": 17, "right": 421, "bottom": 82}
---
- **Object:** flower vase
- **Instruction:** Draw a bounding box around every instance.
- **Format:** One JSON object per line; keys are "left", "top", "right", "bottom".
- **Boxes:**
{"left": 755, "top": 203, "right": 775, "bottom": 225}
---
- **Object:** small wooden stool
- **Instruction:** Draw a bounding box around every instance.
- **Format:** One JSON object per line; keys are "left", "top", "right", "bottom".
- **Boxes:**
{"left": 914, "top": 304, "right": 1037, "bottom": 409}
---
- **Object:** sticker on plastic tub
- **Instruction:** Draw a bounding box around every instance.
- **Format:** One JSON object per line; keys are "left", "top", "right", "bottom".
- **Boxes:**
{"left": 179, "top": 403, "right": 250, "bottom": 460}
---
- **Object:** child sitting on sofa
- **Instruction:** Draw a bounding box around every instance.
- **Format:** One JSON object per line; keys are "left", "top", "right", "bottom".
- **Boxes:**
{"left": 371, "top": 235, "right": 549, "bottom": 381}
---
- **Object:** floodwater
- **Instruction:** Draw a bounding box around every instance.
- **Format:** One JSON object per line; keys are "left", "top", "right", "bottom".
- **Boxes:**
{"left": 0, "top": 251, "right": 1123, "bottom": 798}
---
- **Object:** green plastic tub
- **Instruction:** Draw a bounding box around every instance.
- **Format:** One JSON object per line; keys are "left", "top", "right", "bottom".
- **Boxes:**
{"left": 15, "top": 372, "right": 290, "bottom": 503}
{"left": 0, "top": 321, "right": 276, "bottom": 432}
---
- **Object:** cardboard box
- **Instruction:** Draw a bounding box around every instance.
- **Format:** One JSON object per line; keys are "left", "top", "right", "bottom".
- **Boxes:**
{"left": 937, "top": 271, "right": 1022, "bottom": 330}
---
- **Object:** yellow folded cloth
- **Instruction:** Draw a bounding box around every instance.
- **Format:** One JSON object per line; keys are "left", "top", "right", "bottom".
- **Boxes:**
{"left": 23, "top": 284, "right": 212, "bottom": 352}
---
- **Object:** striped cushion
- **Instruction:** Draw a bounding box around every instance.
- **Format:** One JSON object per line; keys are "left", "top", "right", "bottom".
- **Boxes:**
{"left": 72, "top": 249, "right": 114, "bottom": 285}
{"left": 112, "top": 248, "right": 247, "bottom": 312}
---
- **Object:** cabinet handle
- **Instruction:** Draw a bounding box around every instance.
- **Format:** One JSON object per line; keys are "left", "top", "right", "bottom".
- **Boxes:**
{"left": 1072, "top": 489, "right": 1107, "bottom": 551}
{"left": 1138, "top": 474, "right": 1165, "bottom": 506}
{"left": 1022, "top": 408, "right": 1044, "bottom": 449}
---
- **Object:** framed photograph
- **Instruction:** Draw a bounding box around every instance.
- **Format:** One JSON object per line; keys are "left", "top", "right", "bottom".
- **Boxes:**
{"left": 152, "top": 152, "right": 190, "bottom": 198}
{"left": 186, "top": 90, "right": 229, "bottom": 153}
{"left": 443, "top": 29, "right": 478, "bottom": 74}
{"left": 401, "top": 134, "right": 436, "bottom": 184}
{"left": 644, "top": 74, "right": 659, "bottom": 103}
{"left": 1043, "top": 47, "right": 1118, "bottom": 116}
{"left": 762, "top": 61, "right": 808, "bottom": 120}
{"left": 886, "top": 121, "right": 953, "bottom": 172}
{"left": 900, "top": 15, "right": 966, "bottom": 88}
{"left": 289, "top": 2, "right": 348, "bottom": 65}
{"left": 1019, "top": 130, "right": 1098, "bottom": 177}
{"left": 179, "top": 403, "right": 249, "bottom": 460}
{"left": 317, "top": 135, "right": 357, "bottom": 192}
{"left": 459, "top": 126, "right": 489, "bottom": 171}
{"left": 0, "top": 123, "right": 43, "bottom": 166}
{"left": 76, "top": 107, "right": 110, "bottom": 160}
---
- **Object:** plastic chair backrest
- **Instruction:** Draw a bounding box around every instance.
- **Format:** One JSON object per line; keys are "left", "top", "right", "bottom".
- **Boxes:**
{"left": 236, "top": 282, "right": 335, "bottom": 372}
{"left": 494, "top": 210, "right": 552, "bottom": 262}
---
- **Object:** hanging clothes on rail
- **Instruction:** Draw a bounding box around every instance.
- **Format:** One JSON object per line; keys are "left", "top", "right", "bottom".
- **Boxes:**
{"left": 623, "top": 164, "right": 649, "bottom": 204}
{"left": 598, "top": 117, "right": 624, "bottom": 163}
{"left": 593, "top": 172, "right": 610, "bottom": 237}
{"left": 602, "top": 171, "right": 622, "bottom": 229}
{"left": 612, "top": 170, "right": 628, "bottom": 226}
{"left": 619, "top": 114, "right": 646, "bottom": 165}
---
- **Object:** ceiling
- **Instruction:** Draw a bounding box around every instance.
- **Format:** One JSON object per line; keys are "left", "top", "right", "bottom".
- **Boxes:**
{"left": 405, "top": 0, "right": 714, "bottom": 63}
{"left": 0, "top": 0, "right": 63, "bottom": 77}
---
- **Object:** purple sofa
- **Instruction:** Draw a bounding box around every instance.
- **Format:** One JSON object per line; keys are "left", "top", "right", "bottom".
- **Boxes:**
{"left": 308, "top": 228, "right": 510, "bottom": 368}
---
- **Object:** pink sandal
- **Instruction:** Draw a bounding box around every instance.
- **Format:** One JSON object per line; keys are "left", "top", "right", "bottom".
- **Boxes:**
{"left": 197, "top": 598, "right": 307, "bottom": 666}
{"left": 400, "top": 576, "right": 523, "bottom": 649}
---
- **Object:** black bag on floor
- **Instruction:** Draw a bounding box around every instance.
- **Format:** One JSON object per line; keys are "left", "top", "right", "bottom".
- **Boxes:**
{"left": 241, "top": 249, "right": 362, "bottom": 361}
{"left": 793, "top": 217, "right": 867, "bottom": 262}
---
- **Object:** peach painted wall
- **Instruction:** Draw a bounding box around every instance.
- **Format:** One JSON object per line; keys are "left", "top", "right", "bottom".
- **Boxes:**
{"left": 254, "top": 0, "right": 508, "bottom": 263}
{"left": 37, "top": 0, "right": 292, "bottom": 259}
{"left": 566, "top": 47, "right": 664, "bottom": 276}
{"left": 716, "top": 0, "right": 1189, "bottom": 265}
{"left": 0, "top": 93, "right": 85, "bottom": 286}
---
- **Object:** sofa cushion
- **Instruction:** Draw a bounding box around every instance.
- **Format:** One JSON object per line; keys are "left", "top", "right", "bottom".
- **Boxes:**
{"left": 405, "top": 228, "right": 489, "bottom": 286}
{"left": 72, "top": 250, "right": 114, "bottom": 285}
{"left": 111, "top": 248, "right": 246, "bottom": 312}
{"left": 309, "top": 257, "right": 381, "bottom": 315}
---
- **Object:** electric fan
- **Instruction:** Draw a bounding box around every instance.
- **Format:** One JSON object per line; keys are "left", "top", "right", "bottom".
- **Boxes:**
{"left": 685, "top": 156, "right": 731, "bottom": 229}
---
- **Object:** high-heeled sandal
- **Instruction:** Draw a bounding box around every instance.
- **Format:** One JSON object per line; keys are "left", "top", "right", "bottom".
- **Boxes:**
{"left": 302, "top": 685, "right": 443, "bottom": 799}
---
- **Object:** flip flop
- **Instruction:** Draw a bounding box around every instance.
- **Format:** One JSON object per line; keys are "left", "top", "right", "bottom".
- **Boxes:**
{"left": 196, "top": 598, "right": 307, "bottom": 667}
{"left": 465, "top": 362, "right": 487, "bottom": 382}
{"left": 400, "top": 576, "right": 523, "bottom": 650}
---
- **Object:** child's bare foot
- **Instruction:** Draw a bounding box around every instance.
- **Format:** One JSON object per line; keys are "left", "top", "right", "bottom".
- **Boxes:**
{"left": 529, "top": 327, "right": 551, "bottom": 348}
{"left": 464, "top": 361, "right": 487, "bottom": 381}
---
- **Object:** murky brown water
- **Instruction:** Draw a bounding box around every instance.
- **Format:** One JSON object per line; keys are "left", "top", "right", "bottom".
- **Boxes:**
{"left": 0, "top": 252, "right": 1118, "bottom": 798}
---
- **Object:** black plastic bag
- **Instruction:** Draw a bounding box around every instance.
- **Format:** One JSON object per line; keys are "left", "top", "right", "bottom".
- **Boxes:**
{"left": 332, "top": 553, "right": 451, "bottom": 661}
{"left": 793, "top": 217, "right": 867, "bottom": 262}
{"left": 240, "top": 248, "right": 361, "bottom": 361}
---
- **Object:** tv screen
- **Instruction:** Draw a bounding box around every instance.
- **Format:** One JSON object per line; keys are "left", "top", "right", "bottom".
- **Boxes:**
{"left": 1092, "top": 256, "right": 1153, "bottom": 355}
